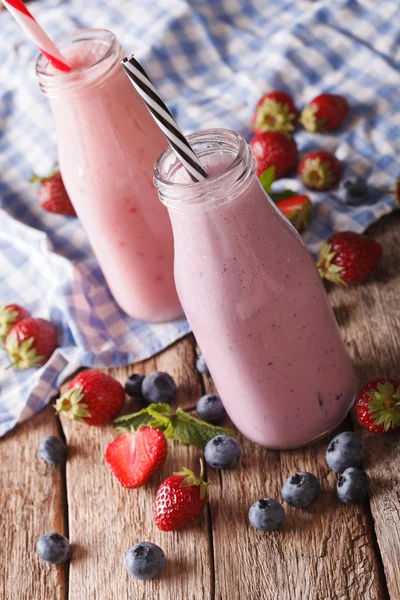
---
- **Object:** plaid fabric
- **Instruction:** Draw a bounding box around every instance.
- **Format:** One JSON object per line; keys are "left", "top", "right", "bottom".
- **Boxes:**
{"left": 1, "top": 0, "right": 398, "bottom": 436}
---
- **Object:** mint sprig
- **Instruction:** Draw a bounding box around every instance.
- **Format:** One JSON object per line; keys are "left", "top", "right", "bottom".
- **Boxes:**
{"left": 114, "top": 404, "right": 235, "bottom": 449}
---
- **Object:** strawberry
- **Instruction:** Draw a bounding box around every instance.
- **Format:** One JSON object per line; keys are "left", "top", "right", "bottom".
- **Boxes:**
{"left": 30, "top": 169, "right": 76, "bottom": 216}
{"left": 55, "top": 370, "right": 124, "bottom": 425}
{"left": 250, "top": 132, "right": 298, "bottom": 180}
{"left": 355, "top": 378, "right": 400, "bottom": 433}
{"left": 300, "top": 94, "right": 349, "bottom": 133}
{"left": 5, "top": 317, "right": 58, "bottom": 369}
{"left": 105, "top": 426, "right": 167, "bottom": 488}
{"left": 0, "top": 304, "right": 30, "bottom": 343}
{"left": 275, "top": 194, "right": 312, "bottom": 233}
{"left": 317, "top": 231, "right": 382, "bottom": 285}
{"left": 298, "top": 151, "right": 342, "bottom": 190}
{"left": 253, "top": 91, "right": 298, "bottom": 137}
{"left": 154, "top": 460, "right": 209, "bottom": 531}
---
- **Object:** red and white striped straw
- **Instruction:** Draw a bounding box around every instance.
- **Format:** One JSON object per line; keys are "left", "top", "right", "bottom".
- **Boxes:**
{"left": 2, "top": 0, "right": 71, "bottom": 72}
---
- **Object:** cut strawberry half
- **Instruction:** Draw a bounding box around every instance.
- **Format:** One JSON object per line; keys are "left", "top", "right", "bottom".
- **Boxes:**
{"left": 276, "top": 194, "right": 312, "bottom": 233}
{"left": 105, "top": 426, "right": 168, "bottom": 488}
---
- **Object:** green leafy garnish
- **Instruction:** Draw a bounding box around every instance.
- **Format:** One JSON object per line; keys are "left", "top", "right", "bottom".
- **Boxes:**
{"left": 269, "top": 189, "right": 297, "bottom": 202}
{"left": 114, "top": 404, "right": 235, "bottom": 449}
{"left": 259, "top": 166, "right": 275, "bottom": 193}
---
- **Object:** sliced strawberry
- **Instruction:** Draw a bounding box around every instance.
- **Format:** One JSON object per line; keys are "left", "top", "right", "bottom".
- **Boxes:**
{"left": 105, "top": 426, "right": 167, "bottom": 488}
{"left": 276, "top": 194, "right": 312, "bottom": 233}
{"left": 355, "top": 378, "right": 400, "bottom": 433}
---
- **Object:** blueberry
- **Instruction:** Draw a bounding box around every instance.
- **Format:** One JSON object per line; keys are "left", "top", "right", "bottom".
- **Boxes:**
{"left": 281, "top": 472, "right": 321, "bottom": 509}
{"left": 204, "top": 435, "right": 241, "bottom": 469}
{"left": 125, "top": 542, "right": 165, "bottom": 580}
{"left": 38, "top": 436, "right": 66, "bottom": 465}
{"left": 196, "top": 353, "right": 210, "bottom": 376}
{"left": 36, "top": 532, "right": 70, "bottom": 564}
{"left": 125, "top": 374, "right": 145, "bottom": 398}
{"left": 197, "top": 394, "right": 226, "bottom": 424}
{"left": 248, "top": 498, "right": 285, "bottom": 531}
{"left": 337, "top": 467, "right": 368, "bottom": 504}
{"left": 142, "top": 372, "right": 176, "bottom": 404}
{"left": 326, "top": 431, "right": 364, "bottom": 473}
{"left": 337, "top": 176, "right": 369, "bottom": 206}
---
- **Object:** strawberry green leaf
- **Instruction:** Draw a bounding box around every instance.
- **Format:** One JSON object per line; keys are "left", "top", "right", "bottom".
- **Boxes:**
{"left": 270, "top": 189, "right": 297, "bottom": 203}
{"left": 114, "top": 404, "right": 172, "bottom": 431}
{"left": 259, "top": 167, "right": 275, "bottom": 193}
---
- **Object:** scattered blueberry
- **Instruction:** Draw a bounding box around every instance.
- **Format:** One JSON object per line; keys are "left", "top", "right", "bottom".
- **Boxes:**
{"left": 248, "top": 498, "right": 285, "bottom": 532}
{"left": 125, "top": 542, "right": 165, "bottom": 580}
{"left": 326, "top": 431, "right": 364, "bottom": 473}
{"left": 196, "top": 353, "right": 210, "bottom": 376}
{"left": 281, "top": 472, "right": 321, "bottom": 509}
{"left": 38, "top": 436, "right": 67, "bottom": 466}
{"left": 204, "top": 435, "right": 241, "bottom": 469}
{"left": 142, "top": 372, "right": 176, "bottom": 404}
{"left": 337, "top": 467, "right": 369, "bottom": 504}
{"left": 125, "top": 374, "right": 145, "bottom": 398}
{"left": 36, "top": 532, "right": 70, "bottom": 564}
{"left": 337, "top": 176, "right": 369, "bottom": 206}
{"left": 196, "top": 394, "right": 226, "bottom": 424}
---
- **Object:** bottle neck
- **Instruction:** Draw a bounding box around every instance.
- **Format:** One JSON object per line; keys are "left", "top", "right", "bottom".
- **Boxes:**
{"left": 154, "top": 129, "right": 257, "bottom": 214}
{"left": 36, "top": 28, "right": 124, "bottom": 99}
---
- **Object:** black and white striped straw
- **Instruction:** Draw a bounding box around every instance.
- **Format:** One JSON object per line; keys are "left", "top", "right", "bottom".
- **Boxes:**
{"left": 121, "top": 54, "right": 208, "bottom": 183}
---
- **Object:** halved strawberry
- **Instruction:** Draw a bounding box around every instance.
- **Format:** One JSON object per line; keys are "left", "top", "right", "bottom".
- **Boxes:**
{"left": 105, "top": 426, "right": 167, "bottom": 488}
{"left": 276, "top": 194, "right": 312, "bottom": 233}
{"left": 355, "top": 378, "right": 400, "bottom": 433}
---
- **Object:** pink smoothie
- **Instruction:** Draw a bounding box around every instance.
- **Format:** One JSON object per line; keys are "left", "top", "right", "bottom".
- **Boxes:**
{"left": 157, "top": 133, "right": 356, "bottom": 448}
{"left": 37, "top": 30, "right": 182, "bottom": 322}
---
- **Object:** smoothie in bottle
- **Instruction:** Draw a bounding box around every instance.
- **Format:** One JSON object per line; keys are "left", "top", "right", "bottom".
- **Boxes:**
{"left": 36, "top": 29, "right": 182, "bottom": 322}
{"left": 155, "top": 129, "right": 357, "bottom": 449}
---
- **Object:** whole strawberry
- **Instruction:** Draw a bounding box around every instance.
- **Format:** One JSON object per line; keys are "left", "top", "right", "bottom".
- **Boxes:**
{"left": 55, "top": 370, "right": 125, "bottom": 425}
{"left": 30, "top": 169, "right": 76, "bottom": 216}
{"left": 105, "top": 426, "right": 167, "bottom": 488}
{"left": 355, "top": 378, "right": 400, "bottom": 433}
{"left": 154, "top": 460, "right": 209, "bottom": 531}
{"left": 250, "top": 132, "right": 298, "bottom": 179}
{"left": 0, "top": 304, "right": 30, "bottom": 343}
{"left": 253, "top": 91, "right": 298, "bottom": 137}
{"left": 317, "top": 231, "right": 382, "bottom": 285}
{"left": 298, "top": 151, "right": 342, "bottom": 190}
{"left": 5, "top": 317, "right": 58, "bottom": 369}
{"left": 300, "top": 94, "right": 349, "bottom": 133}
{"left": 275, "top": 194, "right": 312, "bottom": 234}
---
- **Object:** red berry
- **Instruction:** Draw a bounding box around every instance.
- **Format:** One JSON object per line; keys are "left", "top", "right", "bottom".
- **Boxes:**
{"left": 317, "top": 231, "right": 382, "bottom": 285}
{"left": 253, "top": 91, "right": 298, "bottom": 136}
{"left": 300, "top": 94, "right": 349, "bottom": 133}
{"left": 154, "top": 461, "right": 209, "bottom": 531}
{"left": 298, "top": 151, "right": 342, "bottom": 190}
{"left": 0, "top": 304, "right": 30, "bottom": 343}
{"left": 250, "top": 132, "right": 298, "bottom": 180}
{"left": 355, "top": 378, "right": 400, "bottom": 433}
{"left": 55, "top": 370, "right": 125, "bottom": 426}
{"left": 30, "top": 170, "right": 76, "bottom": 216}
{"left": 105, "top": 426, "right": 168, "bottom": 488}
{"left": 5, "top": 317, "right": 58, "bottom": 370}
{"left": 275, "top": 194, "right": 312, "bottom": 234}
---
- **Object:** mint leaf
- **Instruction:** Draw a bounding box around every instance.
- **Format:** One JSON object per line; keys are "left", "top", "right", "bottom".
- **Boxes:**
{"left": 166, "top": 408, "right": 236, "bottom": 449}
{"left": 114, "top": 403, "right": 172, "bottom": 431}
{"left": 270, "top": 189, "right": 297, "bottom": 203}
{"left": 259, "top": 167, "right": 275, "bottom": 193}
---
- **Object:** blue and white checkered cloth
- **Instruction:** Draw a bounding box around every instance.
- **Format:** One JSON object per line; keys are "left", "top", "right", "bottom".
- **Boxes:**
{"left": 1, "top": 0, "right": 399, "bottom": 436}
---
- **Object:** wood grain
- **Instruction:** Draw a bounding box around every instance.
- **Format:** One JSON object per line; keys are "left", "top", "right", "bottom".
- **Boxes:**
{"left": 330, "top": 212, "right": 400, "bottom": 600}
{"left": 60, "top": 336, "right": 213, "bottom": 600}
{"left": 0, "top": 405, "right": 67, "bottom": 600}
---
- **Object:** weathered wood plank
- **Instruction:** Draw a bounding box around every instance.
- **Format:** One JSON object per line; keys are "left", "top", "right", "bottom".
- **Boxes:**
{"left": 330, "top": 212, "right": 400, "bottom": 600}
{"left": 60, "top": 336, "right": 213, "bottom": 600}
{"left": 0, "top": 405, "right": 67, "bottom": 600}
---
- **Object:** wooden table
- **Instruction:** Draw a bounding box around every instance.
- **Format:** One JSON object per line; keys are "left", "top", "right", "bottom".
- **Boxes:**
{"left": 1, "top": 213, "right": 399, "bottom": 600}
